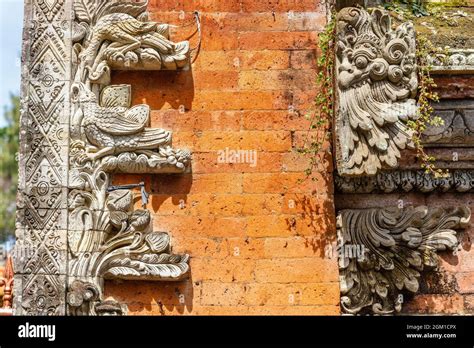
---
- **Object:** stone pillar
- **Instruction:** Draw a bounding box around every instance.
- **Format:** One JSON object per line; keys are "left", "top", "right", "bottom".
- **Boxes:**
{"left": 13, "top": 0, "right": 72, "bottom": 315}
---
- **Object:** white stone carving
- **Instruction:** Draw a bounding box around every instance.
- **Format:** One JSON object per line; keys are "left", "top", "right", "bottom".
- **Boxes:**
{"left": 66, "top": 0, "right": 193, "bottom": 315}
{"left": 338, "top": 206, "right": 470, "bottom": 315}
{"left": 335, "top": 7, "right": 418, "bottom": 176}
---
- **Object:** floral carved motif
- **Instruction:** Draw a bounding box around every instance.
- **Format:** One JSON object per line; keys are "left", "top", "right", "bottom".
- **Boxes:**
{"left": 66, "top": 0, "right": 193, "bottom": 315}
{"left": 338, "top": 206, "right": 470, "bottom": 315}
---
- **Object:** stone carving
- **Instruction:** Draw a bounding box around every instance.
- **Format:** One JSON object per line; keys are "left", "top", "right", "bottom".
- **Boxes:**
{"left": 335, "top": 7, "right": 418, "bottom": 176}
{"left": 65, "top": 0, "right": 193, "bottom": 315}
{"left": 429, "top": 49, "right": 474, "bottom": 74}
{"left": 335, "top": 169, "right": 474, "bottom": 193}
{"left": 67, "top": 171, "right": 189, "bottom": 315}
{"left": 422, "top": 100, "right": 474, "bottom": 146}
{"left": 0, "top": 256, "right": 14, "bottom": 310}
{"left": 338, "top": 206, "right": 471, "bottom": 315}
{"left": 14, "top": 0, "right": 71, "bottom": 315}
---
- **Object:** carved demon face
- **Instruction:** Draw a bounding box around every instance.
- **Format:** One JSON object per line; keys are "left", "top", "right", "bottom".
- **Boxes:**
{"left": 335, "top": 7, "right": 419, "bottom": 176}
{"left": 336, "top": 7, "right": 417, "bottom": 92}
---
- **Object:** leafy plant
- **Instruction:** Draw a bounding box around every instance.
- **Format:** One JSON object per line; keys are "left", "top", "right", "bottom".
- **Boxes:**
{"left": 297, "top": 14, "right": 335, "bottom": 180}
{"left": 0, "top": 95, "right": 19, "bottom": 242}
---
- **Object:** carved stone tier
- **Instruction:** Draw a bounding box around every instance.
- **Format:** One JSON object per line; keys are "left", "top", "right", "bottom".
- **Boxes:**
{"left": 429, "top": 49, "right": 474, "bottom": 75}
{"left": 423, "top": 99, "right": 474, "bottom": 147}
{"left": 335, "top": 7, "right": 418, "bottom": 177}
{"left": 338, "top": 206, "right": 471, "bottom": 315}
{"left": 336, "top": 169, "right": 474, "bottom": 194}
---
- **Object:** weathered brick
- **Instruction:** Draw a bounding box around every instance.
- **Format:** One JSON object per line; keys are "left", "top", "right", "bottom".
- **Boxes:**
{"left": 242, "top": 110, "right": 310, "bottom": 131}
{"left": 245, "top": 282, "right": 340, "bottom": 306}
{"left": 151, "top": 110, "right": 241, "bottom": 132}
{"left": 241, "top": 0, "right": 321, "bottom": 12}
{"left": 200, "top": 283, "right": 247, "bottom": 306}
{"left": 151, "top": 173, "right": 243, "bottom": 194}
{"left": 254, "top": 258, "right": 338, "bottom": 283}
{"left": 239, "top": 32, "right": 319, "bottom": 50}
{"left": 192, "top": 152, "right": 284, "bottom": 173}
{"left": 456, "top": 272, "right": 474, "bottom": 294}
{"left": 402, "top": 294, "right": 465, "bottom": 314}
{"left": 191, "top": 258, "right": 255, "bottom": 282}
{"left": 153, "top": 216, "right": 246, "bottom": 238}
{"left": 238, "top": 50, "right": 290, "bottom": 70}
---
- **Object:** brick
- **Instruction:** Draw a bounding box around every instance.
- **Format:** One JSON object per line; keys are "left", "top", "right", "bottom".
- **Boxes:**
{"left": 149, "top": 0, "right": 241, "bottom": 13}
{"left": 242, "top": 110, "right": 310, "bottom": 131}
{"left": 200, "top": 283, "right": 246, "bottom": 306}
{"left": 263, "top": 237, "right": 324, "bottom": 258}
{"left": 224, "top": 237, "right": 266, "bottom": 259}
{"left": 456, "top": 272, "right": 474, "bottom": 294}
{"left": 402, "top": 294, "right": 465, "bottom": 314}
{"left": 241, "top": 194, "right": 283, "bottom": 215}
{"left": 183, "top": 131, "right": 292, "bottom": 152}
{"left": 151, "top": 110, "right": 241, "bottom": 132}
{"left": 239, "top": 50, "right": 290, "bottom": 70}
{"left": 204, "top": 91, "right": 291, "bottom": 110}
{"left": 246, "top": 214, "right": 332, "bottom": 238}
{"left": 191, "top": 258, "right": 255, "bottom": 282}
{"left": 245, "top": 283, "right": 340, "bottom": 306}
{"left": 245, "top": 305, "right": 340, "bottom": 315}
{"left": 465, "top": 295, "right": 474, "bottom": 314}
{"left": 192, "top": 51, "right": 240, "bottom": 71}
{"left": 288, "top": 12, "right": 327, "bottom": 31}
{"left": 151, "top": 173, "right": 243, "bottom": 194}
{"left": 243, "top": 173, "right": 330, "bottom": 194}
{"left": 241, "top": 0, "right": 321, "bottom": 12}
{"left": 171, "top": 237, "right": 230, "bottom": 258}
{"left": 104, "top": 281, "right": 194, "bottom": 307}
{"left": 239, "top": 70, "right": 317, "bottom": 91}
{"left": 192, "top": 152, "right": 284, "bottom": 173}
{"left": 254, "top": 258, "right": 339, "bottom": 283}
{"left": 290, "top": 50, "right": 318, "bottom": 70}
{"left": 153, "top": 216, "right": 246, "bottom": 238}
{"left": 239, "top": 32, "right": 318, "bottom": 50}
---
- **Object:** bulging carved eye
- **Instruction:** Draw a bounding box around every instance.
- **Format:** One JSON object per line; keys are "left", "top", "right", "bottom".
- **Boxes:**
{"left": 355, "top": 56, "right": 368, "bottom": 69}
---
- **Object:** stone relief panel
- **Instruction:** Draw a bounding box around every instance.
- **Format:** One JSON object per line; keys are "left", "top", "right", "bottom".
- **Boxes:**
{"left": 335, "top": 169, "right": 474, "bottom": 193}
{"left": 430, "top": 49, "right": 474, "bottom": 74}
{"left": 335, "top": 7, "right": 418, "bottom": 177}
{"left": 66, "top": 0, "right": 193, "bottom": 315}
{"left": 423, "top": 100, "right": 474, "bottom": 147}
{"left": 13, "top": 0, "right": 71, "bottom": 316}
{"left": 338, "top": 206, "right": 471, "bottom": 315}
{"left": 15, "top": 0, "right": 194, "bottom": 316}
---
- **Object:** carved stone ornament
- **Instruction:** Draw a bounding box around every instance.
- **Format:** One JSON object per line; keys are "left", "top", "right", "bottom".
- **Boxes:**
{"left": 338, "top": 206, "right": 471, "bottom": 315}
{"left": 335, "top": 169, "right": 474, "bottom": 193}
{"left": 65, "top": 0, "right": 193, "bottom": 315}
{"left": 429, "top": 49, "right": 474, "bottom": 74}
{"left": 335, "top": 7, "right": 418, "bottom": 176}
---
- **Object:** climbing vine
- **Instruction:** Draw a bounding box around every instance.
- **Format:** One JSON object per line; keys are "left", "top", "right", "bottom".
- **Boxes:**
{"left": 299, "top": 4, "right": 449, "bottom": 178}
{"left": 407, "top": 36, "right": 448, "bottom": 177}
{"left": 297, "top": 14, "right": 335, "bottom": 180}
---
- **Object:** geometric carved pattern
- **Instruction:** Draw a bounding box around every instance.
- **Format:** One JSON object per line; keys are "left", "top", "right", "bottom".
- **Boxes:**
{"left": 13, "top": 0, "right": 70, "bottom": 315}
{"left": 335, "top": 169, "right": 474, "bottom": 194}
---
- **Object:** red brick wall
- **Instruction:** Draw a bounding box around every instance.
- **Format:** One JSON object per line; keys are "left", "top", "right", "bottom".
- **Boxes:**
{"left": 104, "top": 0, "right": 340, "bottom": 315}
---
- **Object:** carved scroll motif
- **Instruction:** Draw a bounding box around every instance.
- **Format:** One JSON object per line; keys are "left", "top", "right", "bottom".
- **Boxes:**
{"left": 335, "top": 169, "right": 474, "bottom": 194}
{"left": 335, "top": 7, "right": 418, "bottom": 176}
{"left": 338, "top": 206, "right": 471, "bottom": 315}
{"left": 67, "top": 0, "right": 192, "bottom": 315}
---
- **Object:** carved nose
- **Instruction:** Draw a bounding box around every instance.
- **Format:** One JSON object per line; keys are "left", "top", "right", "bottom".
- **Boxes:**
{"left": 339, "top": 60, "right": 354, "bottom": 74}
